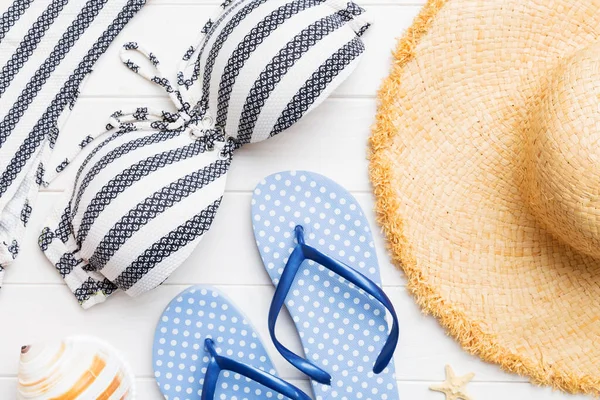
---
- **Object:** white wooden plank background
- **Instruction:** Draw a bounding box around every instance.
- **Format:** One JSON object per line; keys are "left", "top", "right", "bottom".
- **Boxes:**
{"left": 0, "top": 1, "right": 590, "bottom": 399}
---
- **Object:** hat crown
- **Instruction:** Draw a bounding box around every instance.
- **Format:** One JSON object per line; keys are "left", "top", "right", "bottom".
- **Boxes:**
{"left": 523, "top": 43, "right": 600, "bottom": 258}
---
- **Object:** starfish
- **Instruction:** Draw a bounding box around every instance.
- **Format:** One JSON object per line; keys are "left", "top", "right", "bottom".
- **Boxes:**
{"left": 429, "top": 365, "right": 475, "bottom": 400}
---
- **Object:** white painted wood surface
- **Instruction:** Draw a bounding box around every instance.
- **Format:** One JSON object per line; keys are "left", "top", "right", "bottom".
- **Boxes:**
{"left": 0, "top": 1, "right": 590, "bottom": 399}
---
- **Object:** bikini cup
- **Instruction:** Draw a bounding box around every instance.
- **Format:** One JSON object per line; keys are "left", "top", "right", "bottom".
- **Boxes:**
{"left": 40, "top": 0, "right": 370, "bottom": 309}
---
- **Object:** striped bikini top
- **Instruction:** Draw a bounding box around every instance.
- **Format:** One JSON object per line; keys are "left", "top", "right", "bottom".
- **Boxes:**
{"left": 40, "top": 0, "right": 370, "bottom": 308}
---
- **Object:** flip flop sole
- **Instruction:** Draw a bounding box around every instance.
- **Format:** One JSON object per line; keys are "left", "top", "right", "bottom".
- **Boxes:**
{"left": 252, "top": 170, "right": 399, "bottom": 400}
{"left": 153, "top": 285, "right": 285, "bottom": 399}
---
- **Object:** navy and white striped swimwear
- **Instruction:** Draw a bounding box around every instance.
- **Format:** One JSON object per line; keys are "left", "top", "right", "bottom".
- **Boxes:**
{"left": 0, "top": 1, "right": 145, "bottom": 286}
{"left": 40, "top": 0, "right": 371, "bottom": 308}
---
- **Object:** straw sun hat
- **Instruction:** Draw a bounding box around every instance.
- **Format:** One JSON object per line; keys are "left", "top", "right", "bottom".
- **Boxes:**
{"left": 370, "top": 0, "right": 600, "bottom": 395}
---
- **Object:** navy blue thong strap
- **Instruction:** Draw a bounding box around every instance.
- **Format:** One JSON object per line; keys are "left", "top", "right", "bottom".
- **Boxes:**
{"left": 202, "top": 338, "right": 311, "bottom": 400}
{"left": 268, "top": 225, "right": 400, "bottom": 385}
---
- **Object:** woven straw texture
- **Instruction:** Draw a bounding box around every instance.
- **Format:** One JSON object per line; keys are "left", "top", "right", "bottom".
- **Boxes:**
{"left": 370, "top": 0, "right": 600, "bottom": 395}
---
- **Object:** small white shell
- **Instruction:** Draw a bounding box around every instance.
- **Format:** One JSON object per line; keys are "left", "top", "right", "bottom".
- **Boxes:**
{"left": 17, "top": 336, "right": 135, "bottom": 399}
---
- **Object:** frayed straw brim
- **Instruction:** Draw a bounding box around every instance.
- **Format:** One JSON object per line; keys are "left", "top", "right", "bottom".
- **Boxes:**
{"left": 370, "top": 0, "right": 600, "bottom": 395}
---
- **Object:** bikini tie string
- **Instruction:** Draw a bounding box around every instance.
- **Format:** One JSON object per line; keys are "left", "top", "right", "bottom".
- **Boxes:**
{"left": 108, "top": 42, "right": 240, "bottom": 158}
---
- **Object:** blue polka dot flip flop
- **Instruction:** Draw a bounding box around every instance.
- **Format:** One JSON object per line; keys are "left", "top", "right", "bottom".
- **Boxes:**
{"left": 252, "top": 171, "right": 400, "bottom": 400}
{"left": 153, "top": 285, "right": 311, "bottom": 400}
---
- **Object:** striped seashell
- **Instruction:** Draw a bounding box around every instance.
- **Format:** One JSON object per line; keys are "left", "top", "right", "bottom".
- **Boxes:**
{"left": 17, "top": 336, "right": 134, "bottom": 399}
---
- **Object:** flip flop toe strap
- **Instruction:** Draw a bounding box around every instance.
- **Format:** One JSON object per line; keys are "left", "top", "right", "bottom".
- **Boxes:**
{"left": 269, "top": 225, "right": 400, "bottom": 384}
{"left": 202, "top": 338, "right": 310, "bottom": 400}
